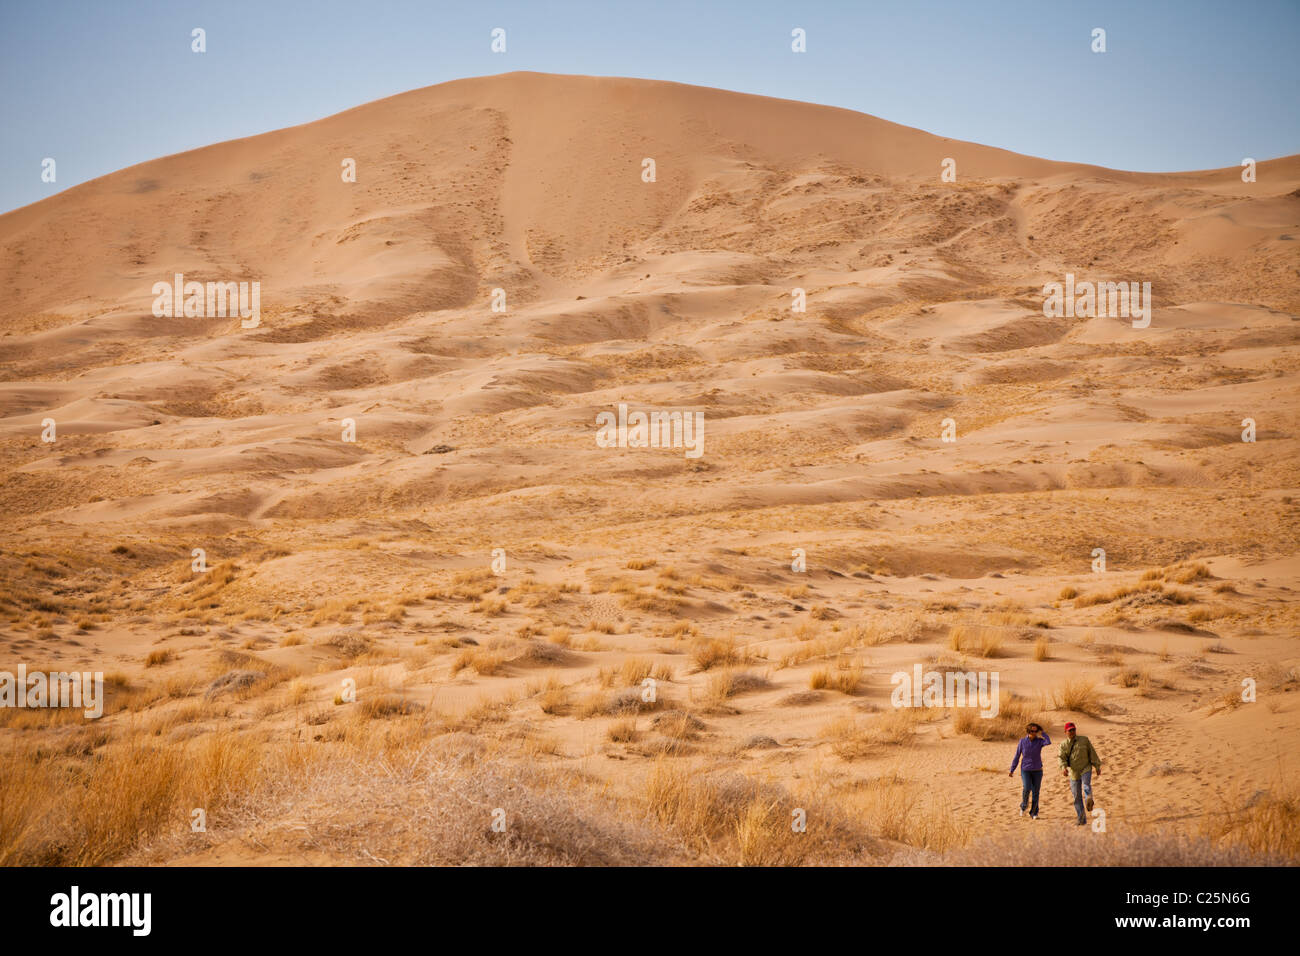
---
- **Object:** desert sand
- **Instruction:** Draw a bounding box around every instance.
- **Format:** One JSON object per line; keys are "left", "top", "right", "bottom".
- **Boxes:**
{"left": 1, "top": 72, "right": 1297, "bottom": 865}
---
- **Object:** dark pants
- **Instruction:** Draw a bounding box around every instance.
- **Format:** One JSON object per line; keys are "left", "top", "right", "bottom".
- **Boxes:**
{"left": 1020, "top": 769, "right": 1043, "bottom": 815}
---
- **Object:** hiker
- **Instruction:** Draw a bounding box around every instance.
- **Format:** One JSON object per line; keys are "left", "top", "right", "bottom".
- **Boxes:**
{"left": 1008, "top": 722, "right": 1051, "bottom": 819}
{"left": 1059, "top": 721, "right": 1102, "bottom": 825}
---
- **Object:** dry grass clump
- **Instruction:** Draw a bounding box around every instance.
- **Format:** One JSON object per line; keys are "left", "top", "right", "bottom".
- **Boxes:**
{"left": 450, "top": 647, "right": 509, "bottom": 677}
{"left": 1032, "top": 635, "right": 1051, "bottom": 661}
{"left": 643, "top": 760, "right": 877, "bottom": 865}
{"left": 1203, "top": 784, "right": 1300, "bottom": 861}
{"left": 1052, "top": 678, "right": 1105, "bottom": 716}
{"left": 947, "top": 624, "right": 1004, "bottom": 658}
{"left": 606, "top": 717, "right": 639, "bottom": 742}
{"left": 778, "top": 632, "right": 853, "bottom": 667}
{"left": 581, "top": 687, "right": 666, "bottom": 718}
{"left": 809, "top": 661, "right": 863, "bottom": 695}
{"left": 144, "top": 648, "right": 176, "bottom": 667}
{"left": 845, "top": 773, "right": 970, "bottom": 852}
{"left": 309, "top": 596, "right": 358, "bottom": 627}
{"left": 702, "top": 668, "right": 770, "bottom": 707}
{"left": 1058, "top": 586, "right": 1079, "bottom": 600}
{"left": 620, "top": 590, "right": 683, "bottom": 614}
{"left": 690, "top": 635, "right": 741, "bottom": 671}
{"left": 0, "top": 733, "right": 261, "bottom": 866}
{"left": 1207, "top": 690, "right": 1246, "bottom": 715}
{"left": 472, "top": 597, "right": 508, "bottom": 616}
{"left": 322, "top": 631, "right": 372, "bottom": 659}
{"left": 849, "top": 622, "right": 894, "bottom": 646}
{"left": 1169, "top": 562, "right": 1212, "bottom": 584}
{"left": 598, "top": 656, "right": 673, "bottom": 688}
{"left": 900, "top": 828, "right": 1285, "bottom": 866}
{"left": 525, "top": 674, "right": 569, "bottom": 715}
{"left": 951, "top": 692, "right": 1039, "bottom": 741}
{"left": 823, "top": 708, "right": 927, "bottom": 758}
{"left": 360, "top": 694, "right": 423, "bottom": 719}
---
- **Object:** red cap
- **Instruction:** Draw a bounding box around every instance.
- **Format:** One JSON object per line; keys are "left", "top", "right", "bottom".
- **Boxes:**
{"left": 1064, "top": 722, "right": 1076, "bottom": 731}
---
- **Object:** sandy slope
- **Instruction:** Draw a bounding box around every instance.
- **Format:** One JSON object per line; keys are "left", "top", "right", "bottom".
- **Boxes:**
{"left": 1, "top": 72, "right": 1298, "bottom": 865}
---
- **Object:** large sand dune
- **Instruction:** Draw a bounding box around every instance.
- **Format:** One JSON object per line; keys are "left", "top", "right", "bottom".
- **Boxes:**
{"left": 1, "top": 72, "right": 1297, "bottom": 866}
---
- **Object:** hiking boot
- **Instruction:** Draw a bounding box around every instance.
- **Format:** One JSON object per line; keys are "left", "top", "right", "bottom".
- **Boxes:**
{"left": 1076, "top": 817, "right": 1087, "bottom": 826}
{"left": 1019, "top": 808, "right": 1025, "bottom": 817}
{"left": 1030, "top": 814, "right": 1038, "bottom": 820}
{"left": 1085, "top": 796, "right": 1094, "bottom": 812}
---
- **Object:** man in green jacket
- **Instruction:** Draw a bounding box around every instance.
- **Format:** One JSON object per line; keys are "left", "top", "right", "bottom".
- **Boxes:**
{"left": 1059, "top": 721, "right": 1102, "bottom": 825}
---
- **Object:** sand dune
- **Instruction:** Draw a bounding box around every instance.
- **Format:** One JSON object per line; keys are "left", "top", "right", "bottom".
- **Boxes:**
{"left": 1, "top": 72, "right": 1298, "bottom": 866}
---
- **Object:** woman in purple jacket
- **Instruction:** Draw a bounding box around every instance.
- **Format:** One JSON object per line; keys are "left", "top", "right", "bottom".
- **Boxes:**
{"left": 1008, "top": 723, "right": 1051, "bottom": 819}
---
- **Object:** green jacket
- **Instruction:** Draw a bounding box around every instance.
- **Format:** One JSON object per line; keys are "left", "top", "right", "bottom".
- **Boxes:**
{"left": 1058, "top": 735, "right": 1101, "bottom": 779}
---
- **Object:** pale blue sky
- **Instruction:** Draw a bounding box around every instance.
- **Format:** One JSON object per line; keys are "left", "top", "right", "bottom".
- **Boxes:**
{"left": 2, "top": 0, "right": 1297, "bottom": 213}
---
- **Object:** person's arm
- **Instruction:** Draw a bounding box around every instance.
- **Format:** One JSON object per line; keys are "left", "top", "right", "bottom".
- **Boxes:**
{"left": 1009, "top": 739, "right": 1022, "bottom": 775}
{"left": 1090, "top": 741, "right": 1102, "bottom": 775}
{"left": 1041, "top": 732, "right": 1051, "bottom": 745}
{"left": 1059, "top": 740, "right": 1069, "bottom": 775}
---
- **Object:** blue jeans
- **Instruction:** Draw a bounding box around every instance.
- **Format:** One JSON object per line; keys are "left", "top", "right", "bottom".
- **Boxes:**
{"left": 1019, "top": 769, "right": 1043, "bottom": 815}
{"left": 1069, "top": 770, "right": 1093, "bottom": 822}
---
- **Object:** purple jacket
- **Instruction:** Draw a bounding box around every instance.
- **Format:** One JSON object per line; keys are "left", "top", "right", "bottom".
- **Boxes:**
{"left": 1010, "top": 733, "right": 1052, "bottom": 773}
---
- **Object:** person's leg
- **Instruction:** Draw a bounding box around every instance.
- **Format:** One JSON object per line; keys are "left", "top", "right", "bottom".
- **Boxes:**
{"left": 1028, "top": 770, "right": 1042, "bottom": 816}
{"left": 1081, "top": 770, "right": 1093, "bottom": 812}
{"left": 1020, "top": 770, "right": 1031, "bottom": 812}
{"left": 1070, "top": 776, "right": 1085, "bottom": 822}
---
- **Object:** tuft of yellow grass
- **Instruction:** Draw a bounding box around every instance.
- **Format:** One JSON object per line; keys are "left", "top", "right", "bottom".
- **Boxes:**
{"left": 1052, "top": 678, "right": 1105, "bottom": 716}
{"left": 691, "top": 636, "right": 740, "bottom": 672}
{"left": 1203, "top": 783, "right": 1300, "bottom": 860}
{"left": 948, "top": 625, "right": 1003, "bottom": 658}
{"left": 809, "top": 661, "right": 863, "bottom": 695}
{"left": 606, "top": 717, "right": 638, "bottom": 742}
{"left": 450, "top": 648, "right": 508, "bottom": 676}
{"left": 144, "top": 648, "right": 175, "bottom": 667}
